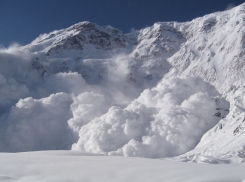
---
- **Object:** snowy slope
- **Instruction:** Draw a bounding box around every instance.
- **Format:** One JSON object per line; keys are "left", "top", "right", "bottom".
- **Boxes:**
{"left": 174, "top": 86, "right": 245, "bottom": 161}
{"left": 24, "top": 20, "right": 185, "bottom": 90}
{"left": 164, "top": 3, "right": 245, "bottom": 160}
{"left": 167, "top": 3, "right": 245, "bottom": 93}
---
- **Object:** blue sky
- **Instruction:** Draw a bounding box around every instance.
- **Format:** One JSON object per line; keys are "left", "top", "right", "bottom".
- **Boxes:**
{"left": 0, "top": 0, "right": 244, "bottom": 47}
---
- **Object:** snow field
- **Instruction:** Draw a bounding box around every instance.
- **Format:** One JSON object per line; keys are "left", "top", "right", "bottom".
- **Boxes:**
{"left": 0, "top": 151, "right": 244, "bottom": 182}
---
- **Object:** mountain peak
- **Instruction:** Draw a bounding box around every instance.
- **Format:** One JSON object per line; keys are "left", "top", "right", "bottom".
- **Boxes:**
{"left": 66, "top": 21, "right": 96, "bottom": 32}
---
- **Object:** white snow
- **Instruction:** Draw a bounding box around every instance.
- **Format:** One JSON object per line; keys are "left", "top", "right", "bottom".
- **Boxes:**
{"left": 0, "top": 150, "right": 244, "bottom": 182}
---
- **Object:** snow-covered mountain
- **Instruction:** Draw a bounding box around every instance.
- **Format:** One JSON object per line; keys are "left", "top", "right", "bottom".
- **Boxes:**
{"left": 0, "top": 2, "right": 245, "bottom": 162}
{"left": 25, "top": 20, "right": 185, "bottom": 90}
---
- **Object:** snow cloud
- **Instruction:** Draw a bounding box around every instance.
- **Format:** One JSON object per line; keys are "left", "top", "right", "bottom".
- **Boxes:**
{"left": 0, "top": 45, "right": 229, "bottom": 157}
{"left": 0, "top": 93, "right": 75, "bottom": 152}
{"left": 72, "top": 77, "right": 229, "bottom": 158}
{"left": 0, "top": 46, "right": 138, "bottom": 152}
{"left": 0, "top": 44, "right": 36, "bottom": 112}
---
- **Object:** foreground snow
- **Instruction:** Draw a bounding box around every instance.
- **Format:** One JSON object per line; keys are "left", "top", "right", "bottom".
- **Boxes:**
{"left": 0, "top": 151, "right": 244, "bottom": 182}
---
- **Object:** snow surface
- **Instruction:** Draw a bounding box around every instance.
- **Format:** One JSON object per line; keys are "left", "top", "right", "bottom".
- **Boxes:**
{"left": 0, "top": 150, "right": 244, "bottom": 182}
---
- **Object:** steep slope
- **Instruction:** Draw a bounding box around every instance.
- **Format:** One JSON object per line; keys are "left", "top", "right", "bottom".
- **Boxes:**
{"left": 167, "top": 3, "right": 245, "bottom": 93}
{"left": 24, "top": 21, "right": 185, "bottom": 89}
{"left": 23, "top": 2, "right": 245, "bottom": 95}
{"left": 173, "top": 86, "right": 245, "bottom": 162}
{"left": 164, "top": 3, "right": 245, "bottom": 160}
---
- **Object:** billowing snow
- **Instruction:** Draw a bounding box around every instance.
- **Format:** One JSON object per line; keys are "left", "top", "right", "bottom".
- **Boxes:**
{"left": 73, "top": 76, "right": 229, "bottom": 158}
{"left": 1, "top": 93, "right": 75, "bottom": 152}
{"left": 0, "top": 40, "right": 229, "bottom": 156}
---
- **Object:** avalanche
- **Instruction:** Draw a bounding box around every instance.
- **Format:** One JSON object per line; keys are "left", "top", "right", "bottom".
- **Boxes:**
{"left": 1, "top": 2, "right": 245, "bottom": 182}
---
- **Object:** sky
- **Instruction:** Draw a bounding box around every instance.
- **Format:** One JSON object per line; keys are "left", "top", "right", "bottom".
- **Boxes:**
{"left": 0, "top": 0, "right": 244, "bottom": 47}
